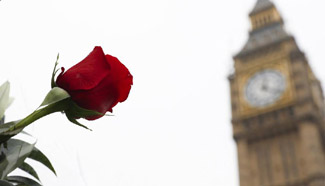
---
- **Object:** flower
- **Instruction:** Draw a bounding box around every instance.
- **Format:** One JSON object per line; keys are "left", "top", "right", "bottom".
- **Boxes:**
{"left": 56, "top": 46, "right": 133, "bottom": 120}
{"left": 0, "top": 81, "right": 14, "bottom": 120}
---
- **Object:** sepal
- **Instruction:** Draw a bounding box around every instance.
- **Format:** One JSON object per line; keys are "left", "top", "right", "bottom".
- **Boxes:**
{"left": 51, "top": 54, "right": 60, "bottom": 88}
{"left": 63, "top": 99, "right": 104, "bottom": 131}
{"left": 64, "top": 99, "right": 104, "bottom": 120}
{"left": 40, "top": 87, "right": 70, "bottom": 107}
{"left": 65, "top": 112, "right": 92, "bottom": 131}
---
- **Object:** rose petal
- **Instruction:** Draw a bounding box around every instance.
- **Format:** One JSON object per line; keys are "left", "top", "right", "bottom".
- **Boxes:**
{"left": 105, "top": 55, "right": 133, "bottom": 103}
{"left": 57, "top": 46, "right": 110, "bottom": 91}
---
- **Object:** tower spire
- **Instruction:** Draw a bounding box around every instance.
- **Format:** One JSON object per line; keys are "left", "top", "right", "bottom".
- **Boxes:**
{"left": 235, "top": 0, "right": 289, "bottom": 57}
{"left": 249, "top": 0, "right": 281, "bottom": 30}
{"left": 250, "top": 0, "right": 274, "bottom": 16}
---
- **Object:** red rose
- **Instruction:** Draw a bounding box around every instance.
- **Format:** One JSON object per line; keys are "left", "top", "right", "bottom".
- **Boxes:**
{"left": 56, "top": 46, "right": 133, "bottom": 120}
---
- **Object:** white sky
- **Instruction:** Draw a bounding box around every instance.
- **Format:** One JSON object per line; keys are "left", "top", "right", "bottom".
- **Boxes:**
{"left": 1, "top": 0, "right": 325, "bottom": 186}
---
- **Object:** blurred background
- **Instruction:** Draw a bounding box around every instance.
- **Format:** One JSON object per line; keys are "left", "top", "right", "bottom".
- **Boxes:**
{"left": 0, "top": 0, "right": 325, "bottom": 185}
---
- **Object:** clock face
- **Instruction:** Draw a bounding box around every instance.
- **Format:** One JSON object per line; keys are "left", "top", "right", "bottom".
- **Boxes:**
{"left": 244, "top": 69, "right": 286, "bottom": 107}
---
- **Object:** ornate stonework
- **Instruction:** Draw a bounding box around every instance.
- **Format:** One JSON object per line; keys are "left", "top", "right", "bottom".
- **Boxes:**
{"left": 229, "top": 0, "right": 325, "bottom": 185}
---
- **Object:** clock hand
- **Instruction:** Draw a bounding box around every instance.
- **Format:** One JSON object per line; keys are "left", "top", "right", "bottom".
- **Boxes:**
{"left": 261, "top": 84, "right": 268, "bottom": 91}
{"left": 261, "top": 79, "right": 268, "bottom": 91}
{"left": 270, "top": 86, "right": 283, "bottom": 94}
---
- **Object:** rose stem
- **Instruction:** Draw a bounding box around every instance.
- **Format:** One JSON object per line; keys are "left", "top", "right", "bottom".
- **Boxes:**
{"left": 10, "top": 99, "right": 70, "bottom": 131}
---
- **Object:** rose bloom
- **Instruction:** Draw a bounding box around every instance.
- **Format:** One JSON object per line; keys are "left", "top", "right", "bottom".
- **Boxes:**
{"left": 56, "top": 46, "right": 133, "bottom": 120}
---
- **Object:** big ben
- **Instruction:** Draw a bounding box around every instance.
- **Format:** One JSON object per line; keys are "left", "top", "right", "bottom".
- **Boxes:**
{"left": 229, "top": 0, "right": 325, "bottom": 186}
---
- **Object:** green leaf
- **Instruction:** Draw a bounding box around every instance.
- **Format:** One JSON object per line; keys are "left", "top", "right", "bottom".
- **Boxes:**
{"left": 40, "top": 87, "right": 70, "bottom": 107}
{"left": 0, "top": 129, "right": 24, "bottom": 144}
{"left": 18, "top": 162, "right": 40, "bottom": 181}
{"left": 0, "top": 120, "right": 20, "bottom": 134}
{"left": 0, "top": 180, "right": 14, "bottom": 186}
{"left": 0, "top": 116, "right": 4, "bottom": 125}
{"left": 0, "top": 120, "right": 23, "bottom": 143}
{"left": 28, "top": 146, "right": 56, "bottom": 176}
{"left": 51, "top": 54, "right": 60, "bottom": 88}
{"left": 0, "top": 139, "right": 35, "bottom": 179}
{"left": 20, "top": 131, "right": 32, "bottom": 137}
{"left": 0, "top": 81, "right": 14, "bottom": 120}
{"left": 6, "top": 176, "right": 41, "bottom": 186}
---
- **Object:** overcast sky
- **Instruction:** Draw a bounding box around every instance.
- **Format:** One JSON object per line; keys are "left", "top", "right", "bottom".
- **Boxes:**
{"left": 1, "top": 0, "right": 325, "bottom": 186}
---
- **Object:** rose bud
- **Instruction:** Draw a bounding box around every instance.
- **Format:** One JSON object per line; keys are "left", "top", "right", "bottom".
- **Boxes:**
{"left": 56, "top": 46, "right": 133, "bottom": 120}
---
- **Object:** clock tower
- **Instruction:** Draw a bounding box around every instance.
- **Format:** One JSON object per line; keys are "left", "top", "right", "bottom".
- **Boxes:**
{"left": 229, "top": 0, "right": 325, "bottom": 185}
